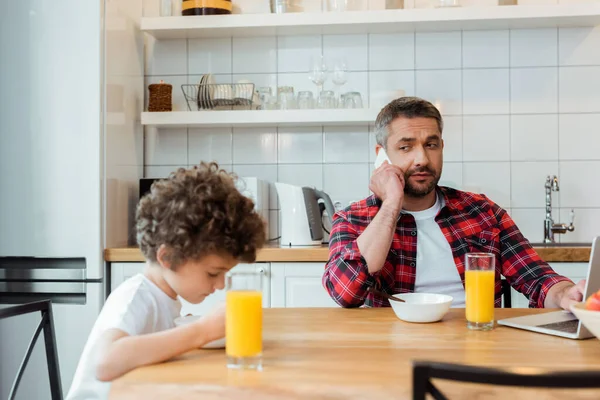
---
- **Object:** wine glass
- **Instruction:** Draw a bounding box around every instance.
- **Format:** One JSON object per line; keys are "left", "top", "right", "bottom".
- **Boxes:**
{"left": 309, "top": 56, "right": 328, "bottom": 96}
{"left": 331, "top": 58, "right": 348, "bottom": 108}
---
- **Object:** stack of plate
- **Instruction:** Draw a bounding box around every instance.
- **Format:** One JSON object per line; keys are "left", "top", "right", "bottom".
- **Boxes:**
{"left": 196, "top": 74, "right": 216, "bottom": 109}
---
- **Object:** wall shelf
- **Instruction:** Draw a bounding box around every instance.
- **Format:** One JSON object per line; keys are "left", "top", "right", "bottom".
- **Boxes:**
{"left": 141, "top": 109, "right": 379, "bottom": 128}
{"left": 141, "top": 4, "right": 600, "bottom": 39}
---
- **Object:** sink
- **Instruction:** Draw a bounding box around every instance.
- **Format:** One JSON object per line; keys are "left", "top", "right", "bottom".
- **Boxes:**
{"left": 530, "top": 242, "right": 591, "bottom": 248}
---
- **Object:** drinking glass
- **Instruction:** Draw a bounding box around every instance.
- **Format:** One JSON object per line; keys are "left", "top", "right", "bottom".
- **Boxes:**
{"left": 465, "top": 253, "right": 495, "bottom": 331}
{"left": 342, "top": 92, "right": 363, "bottom": 109}
{"left": 326, "top": 0, "right": 348, "bottom": 11}
{"left": 258, "top": 87, "right": 273, "bottom": 110}
{"left": 331, "top": 58, "right": 347, "bottom": 106}
{"left": 297, "top": 91, "right": 315, "bottom": 109}
{"left": 317, "top": 90, "right": 336, "bottom": 109}
{"left": 277, "top": 86, "right": 296, "bottom": 109}
{"left": 226, "top": 271, "right": 263, "bottom": 370}
{"left": 309, "top": 56, "right": 328, "bottom": 96}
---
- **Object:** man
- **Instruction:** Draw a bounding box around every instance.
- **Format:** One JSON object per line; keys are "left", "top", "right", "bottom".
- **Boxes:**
{"left": 322, "top": 97, "right": 585, "bottom": 309}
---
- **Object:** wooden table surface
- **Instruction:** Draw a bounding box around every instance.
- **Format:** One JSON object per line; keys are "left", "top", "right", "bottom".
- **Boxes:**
{"left": 110, "top": 308, "right": 600, "bottom": 400}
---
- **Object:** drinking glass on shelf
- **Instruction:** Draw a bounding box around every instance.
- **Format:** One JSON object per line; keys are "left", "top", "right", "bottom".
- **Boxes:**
{"left": 226, "top": 270, "right": 263, "bottom": 370}
{"left": 297, "top": 91, "right": 315, "bottom": 109}
{"left": 258, "top": 87, "right": 275, "bottom": 110}
{"left": 465, "top": 253, "right": 496, "bottom": 331}
{"left": 326, "top": 0, "right": 348, "bottom": 11}
{"left": 437, "top": 0, "right": 461, "bottom": 7}
{"left": 318, "top": 91, "right": 336, "bottom": 109}
{"left": 277, "top": 86, "right": 296, "bottom": 110}
{"left": 332, "top": 58, "right": 348, "bottom": 107}
{"left": 342, "top": 92, "right": 363, "bottom": 109}
{"left": 309, "top": 56, "right": 328, "bottom": 97}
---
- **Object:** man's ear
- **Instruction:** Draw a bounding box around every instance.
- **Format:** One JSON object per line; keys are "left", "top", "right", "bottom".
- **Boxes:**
{"left": 156, "top": 244, "right": 172, "bottom": 270}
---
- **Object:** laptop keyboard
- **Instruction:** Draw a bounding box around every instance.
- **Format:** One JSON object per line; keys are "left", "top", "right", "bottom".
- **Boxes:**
{"left": 536, "top": 319, "right": 579, "bottom": 334}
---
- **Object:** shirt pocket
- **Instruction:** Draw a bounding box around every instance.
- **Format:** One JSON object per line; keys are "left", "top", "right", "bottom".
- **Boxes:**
{"left": 463, "top": 228, "right": 501, "bottom": 256}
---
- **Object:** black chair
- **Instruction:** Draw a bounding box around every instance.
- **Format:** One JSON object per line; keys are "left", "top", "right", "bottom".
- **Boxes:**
{"left": 501, "top": 278, "right": 511, "bottom": 308}
{"left": 413, "top": 361, "right": 600, "bottom": 400}
{"left": 0, "top": 300, "right": 62, "bottom": 400}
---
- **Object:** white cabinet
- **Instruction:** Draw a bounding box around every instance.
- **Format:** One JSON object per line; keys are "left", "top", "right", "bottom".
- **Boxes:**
{"left": 509, "top": 262, "right": 589, "bottom": 308}
{"left": 270, "top": 263, "right": 339, "bottom": 308}
{"left": 110, "top": 262, "right": 271, "bottom": 315}
{"left": 110, "top": 262, "right": 145, "bottom": 292}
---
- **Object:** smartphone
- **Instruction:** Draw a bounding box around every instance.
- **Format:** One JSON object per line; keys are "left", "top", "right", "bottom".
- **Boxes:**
{"left": 374, "top": 148, "right": 391, "bottom": 169}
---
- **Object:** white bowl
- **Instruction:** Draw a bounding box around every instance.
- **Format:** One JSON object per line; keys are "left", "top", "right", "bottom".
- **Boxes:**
{"left": 571, "top": 303, "right": 600, "bottom": 340}
{"left": 174, "top": 315, "right": 225, "bottom": 349}
{"left": 389, "top": 293, "right": 453, "bottom": 323}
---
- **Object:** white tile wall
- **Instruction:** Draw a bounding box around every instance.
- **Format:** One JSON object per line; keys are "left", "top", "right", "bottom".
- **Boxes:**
{"left": 232, "top": 37, "right": 277, "bottom": 73}
{"left": 323, "top": 35, "right": 368, "bottom": 72}
{"left": 277, "top": 35, "right": 322, "bottom": 73}
{"left": 144, "top": 25, "right": 600, "bottom": 242}
{"left": 510, "top": 29, "right": 558, "bottom": 68}
{"left": 462, "top": 69, "right": 510, "bottom": 115}
{"left": 559, "top": 113, "right": 600, "bottom": 160}
{"left": 463, "top": 30, "right": 509, "bottom": 68}
{"left": 232, "top": 127, "right": 278, "bottom": 164}
{"left": 559, "top": 27, "right": 600, "bottom": 66}
{"left": 415, "top": 31, "right": 462, "bottom": 70}
{"left": 188, "top": 128, "right": 233, "bottom": 165}
{"left": 441, "top": 116, "right": 462, "bottom": 163}
{"left": 369, "top": 33, "right": 415, "bottom": 71}
{"left": 462, "top": 116, "right": 510, "bottom": 162}
{"left": 510, "top": 115, "right": 558, "bottom": 161}
{"left": 278, "top": 127, "right": 323, "bottom": 163}
{"left": 510, "top": 68, "right": 558, "bottom": 114}
{"left": 416, "top": 70, "right": 462, "bottom": 115}
{"left": 323, "top": 126, "right": 369, "bottom": 163}
{"left": 188, "top": 38, "right": 232, "bottom": 75}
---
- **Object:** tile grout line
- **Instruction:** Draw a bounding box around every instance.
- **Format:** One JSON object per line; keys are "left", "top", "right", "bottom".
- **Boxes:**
{"left": 508, "top": 27, "right": 512, "bottom": 212}
{"left": 556, "top": 27, "right": 561, "bottom": 212}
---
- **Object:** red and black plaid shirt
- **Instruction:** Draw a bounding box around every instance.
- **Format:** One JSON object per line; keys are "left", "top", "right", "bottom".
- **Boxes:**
{"left": 323, "top": 186, "right": 570, "bottom": 308}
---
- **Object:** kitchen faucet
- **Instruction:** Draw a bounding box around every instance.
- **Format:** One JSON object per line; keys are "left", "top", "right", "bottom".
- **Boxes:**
{"left": 544, "top": 175, "right": 575, "bottom": 243}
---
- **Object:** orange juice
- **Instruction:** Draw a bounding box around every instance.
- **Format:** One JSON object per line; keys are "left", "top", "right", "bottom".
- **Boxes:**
{"left": 465, "top": 270, "right": 495, "bottom": 323}
{"left": 226, "top": 290, "right": 262, "bottom": 358}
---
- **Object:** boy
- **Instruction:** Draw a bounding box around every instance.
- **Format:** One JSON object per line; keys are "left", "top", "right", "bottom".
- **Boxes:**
{"left": 67, "top": 162, "right": 266, "bottom": 399}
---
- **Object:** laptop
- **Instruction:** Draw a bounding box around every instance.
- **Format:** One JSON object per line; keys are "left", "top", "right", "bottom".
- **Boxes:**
{"left": 497, "top": 236, "right": 600, "bottom": 340}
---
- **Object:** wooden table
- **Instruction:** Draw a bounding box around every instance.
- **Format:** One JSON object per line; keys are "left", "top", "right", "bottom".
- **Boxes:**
{"left": 110, "top": 308, "right": 600, "bottom": 400}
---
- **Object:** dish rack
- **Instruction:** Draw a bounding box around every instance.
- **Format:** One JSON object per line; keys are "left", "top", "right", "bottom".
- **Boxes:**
{"left": 182, "top": 83, "right": 257, "bottom": 111}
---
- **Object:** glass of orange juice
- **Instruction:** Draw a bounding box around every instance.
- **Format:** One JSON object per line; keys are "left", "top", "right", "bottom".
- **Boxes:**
{"left": 226, "top": 270, "right": 263, "bottom": 370}
{"left": 465, "top": 253, "right": 496, "bottom": 331}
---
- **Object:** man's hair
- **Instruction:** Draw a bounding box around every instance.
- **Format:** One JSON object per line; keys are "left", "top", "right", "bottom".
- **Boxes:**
{"left": 374, "top": 97, "right": 444, "bottom": 149}
{"left": 135, "top": 162, "right": 266, "bottom": 268}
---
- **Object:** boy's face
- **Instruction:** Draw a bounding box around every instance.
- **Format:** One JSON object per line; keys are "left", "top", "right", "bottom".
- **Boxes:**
{"left": 162, "top": 253, "right": 238, "bottom": 304}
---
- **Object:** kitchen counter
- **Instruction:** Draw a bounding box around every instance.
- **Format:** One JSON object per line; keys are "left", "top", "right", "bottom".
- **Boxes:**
{"left": 109, "top": 308, "right": 600, "bottom": 400}
{"left": 104, "top": 243, "right": 592, "bottom": 263}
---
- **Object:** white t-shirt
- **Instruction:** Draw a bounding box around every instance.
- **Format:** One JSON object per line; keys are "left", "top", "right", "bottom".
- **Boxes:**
{"left": 66, "top": 274, "right": 181, "bottom": 400}
{"left": 402, "top": 195, "right": 466, "bottom": 307}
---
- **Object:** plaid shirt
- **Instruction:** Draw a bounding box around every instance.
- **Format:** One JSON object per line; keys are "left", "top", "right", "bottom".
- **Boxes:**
{"left": 323, "top": 186, "right": 570, "bottom": 308}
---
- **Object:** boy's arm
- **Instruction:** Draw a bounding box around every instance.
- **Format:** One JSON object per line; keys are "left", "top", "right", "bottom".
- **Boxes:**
{"left": 95, "top": 305, "right": 224, "bottom": 382}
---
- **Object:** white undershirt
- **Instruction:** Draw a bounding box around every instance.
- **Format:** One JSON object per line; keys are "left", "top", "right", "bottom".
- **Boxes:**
{"left": 66, "top": 274, "right": 182, "bottom": 400}
{"left": 402, "top": 195, "right": 466, "bottom": 307}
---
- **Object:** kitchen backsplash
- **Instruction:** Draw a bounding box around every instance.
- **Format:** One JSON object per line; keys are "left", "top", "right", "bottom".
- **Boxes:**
{"left": 142, "top": 5, "right": 600, "bottom": 244}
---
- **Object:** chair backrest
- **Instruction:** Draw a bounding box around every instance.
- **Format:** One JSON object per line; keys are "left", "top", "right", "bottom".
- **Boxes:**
{"left": 501, "top": 278, "right": 511, "bottom": 308}
{"left": 0, "top": 300, "right": 62, "bottom": 400}
{"left": 412, "top": 361, "right": 600, "bottom": 400}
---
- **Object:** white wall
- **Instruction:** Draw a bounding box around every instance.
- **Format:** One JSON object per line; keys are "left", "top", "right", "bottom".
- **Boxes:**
{"left": 142, "top": 2, "right": 600, "bottom": 244}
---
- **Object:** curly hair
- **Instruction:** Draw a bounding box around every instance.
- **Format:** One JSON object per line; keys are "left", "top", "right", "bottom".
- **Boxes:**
{"left": 135, "top": 162, "right": 266, "bottom": 268}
